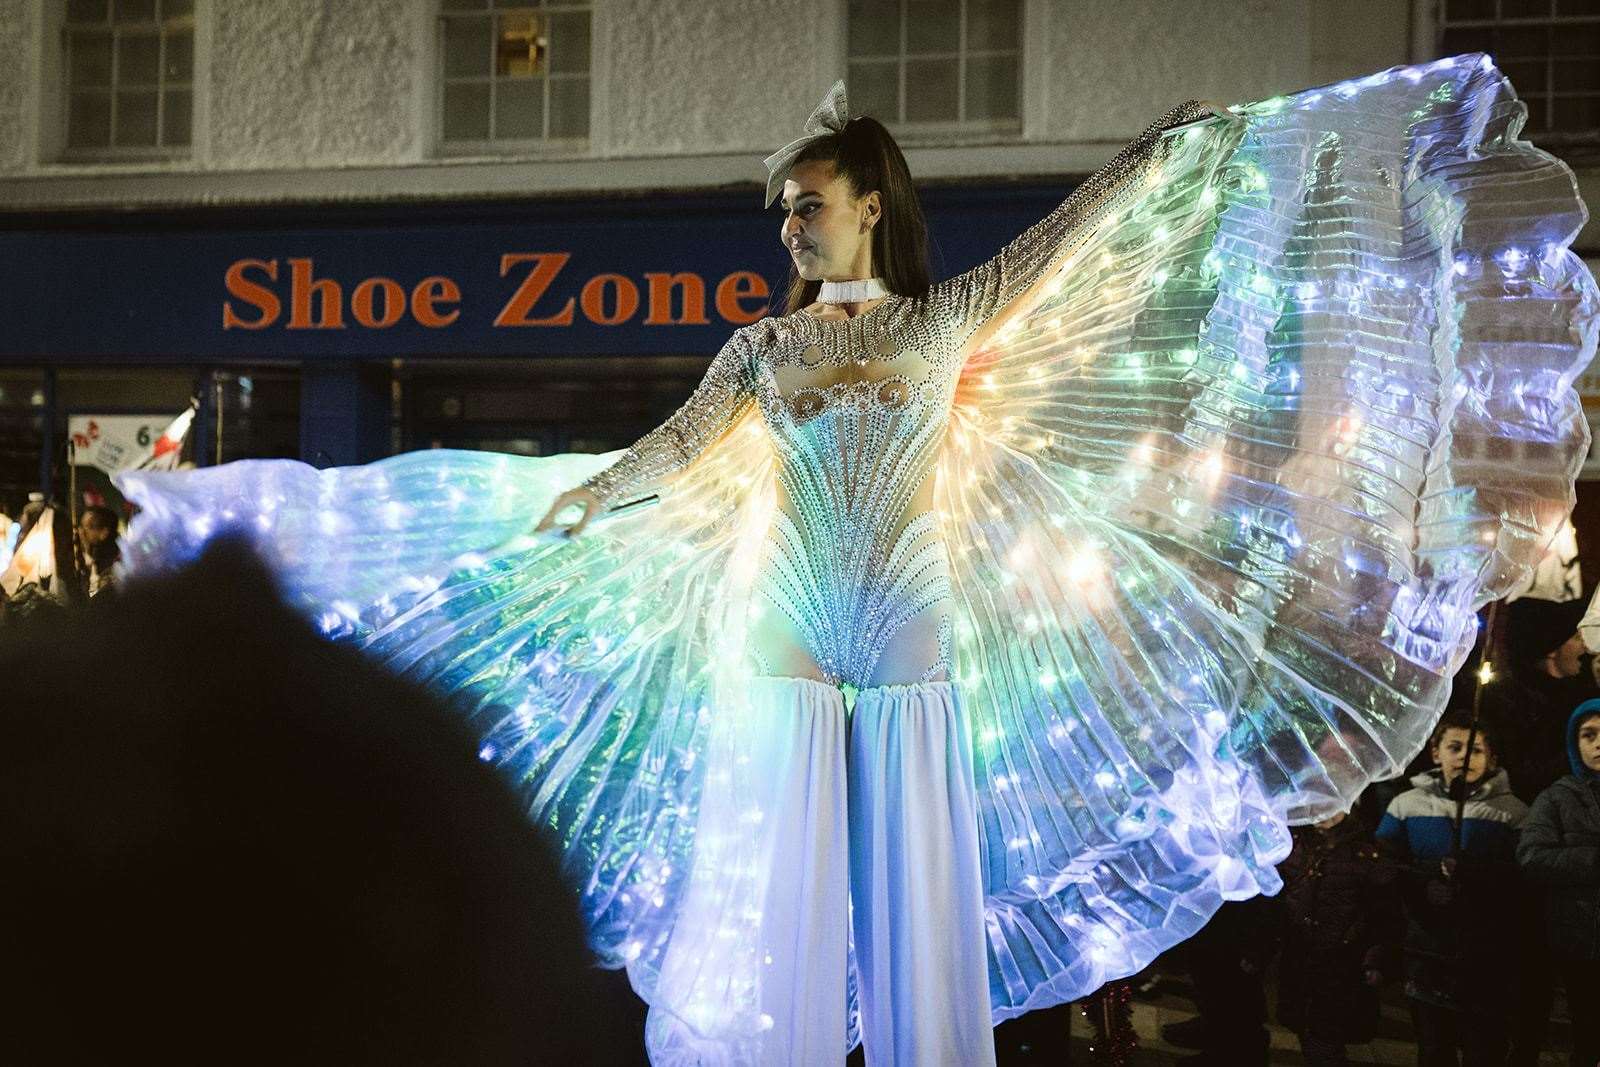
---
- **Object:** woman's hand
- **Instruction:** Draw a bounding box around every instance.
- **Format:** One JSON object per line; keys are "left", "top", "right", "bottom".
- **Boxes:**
{"left": 535, "top": 486, "right": 604, "bottom": 539}
{"left": 1197, "top": 98, "right": 1240, "bottom": 122}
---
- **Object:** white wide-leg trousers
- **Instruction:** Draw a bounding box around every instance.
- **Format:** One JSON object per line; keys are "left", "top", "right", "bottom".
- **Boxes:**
{"left": 750, "top": 675, "right": 995, "bottom": 1067}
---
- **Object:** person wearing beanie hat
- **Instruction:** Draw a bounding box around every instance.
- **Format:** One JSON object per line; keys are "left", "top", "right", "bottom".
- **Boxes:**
{"left": 1516, "top": 700, "right": 1600, "bottom": 1067}
{"left": 1494, "top": 597, "right": 1600, "bottom": 804}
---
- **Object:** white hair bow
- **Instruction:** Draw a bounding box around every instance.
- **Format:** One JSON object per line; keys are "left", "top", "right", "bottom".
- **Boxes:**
{"left": 762, "top": 80, "right": 850, "bottom": 208}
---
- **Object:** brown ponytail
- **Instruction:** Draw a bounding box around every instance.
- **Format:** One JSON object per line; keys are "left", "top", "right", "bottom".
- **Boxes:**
{"left": 779, "top": 115, "right": 932, "bottom": 315}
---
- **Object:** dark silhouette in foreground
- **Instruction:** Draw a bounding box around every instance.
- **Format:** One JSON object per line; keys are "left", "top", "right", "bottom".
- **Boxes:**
{"left": 0, "top": 540, "right": 626, "bottom": 1065}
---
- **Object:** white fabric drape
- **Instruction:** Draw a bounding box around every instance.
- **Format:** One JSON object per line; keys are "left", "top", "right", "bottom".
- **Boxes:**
{"left": 647, "top": 675, "right": 993, "bottom": 1065}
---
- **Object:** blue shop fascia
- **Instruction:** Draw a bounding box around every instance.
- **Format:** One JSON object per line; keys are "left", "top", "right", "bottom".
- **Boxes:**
{"left": 0, "top": 182, "right": 1072, "bottom": 506}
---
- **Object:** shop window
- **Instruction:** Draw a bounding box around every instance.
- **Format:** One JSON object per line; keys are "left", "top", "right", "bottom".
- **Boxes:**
{"left": 847, "top": 0, "right": 1021, "bottom": 133}
{"left": 437, "top": 0, "right": 591, "bottom": 150}
{"left": 398, "top": 356, "right": 704, "bottom": 457}
{"left": 0, "top": 370, "right": 47, "bottom": 524}
{"left": 61, "top": 0, "right": 194, "bottom": 159}
{"left": 1440, "top": 0, "right": 1600, "bottom": 154}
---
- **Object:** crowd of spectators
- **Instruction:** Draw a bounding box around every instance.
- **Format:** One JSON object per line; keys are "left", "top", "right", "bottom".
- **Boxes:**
{"left": 2, "top": 514, "right": 1597, "bottom": 1065}
{"left": 0, "top": 494, "right": 122, "bottom": 624}
{"left": 1159, "top": 593, "right": 1600, "bottom": 1067}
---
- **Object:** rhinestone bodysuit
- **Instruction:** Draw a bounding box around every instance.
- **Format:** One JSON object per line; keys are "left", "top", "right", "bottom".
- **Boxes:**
{"left": 583, "top": 298, "right": 962, "bottom": 688}
{"left": 580, "top": 98, "right": 1214, "bottom": 687}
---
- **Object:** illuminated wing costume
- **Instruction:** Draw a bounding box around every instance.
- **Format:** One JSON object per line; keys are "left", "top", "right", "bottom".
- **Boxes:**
{"left": 119, "top": 54, "right": 1597, "bottom": 1061}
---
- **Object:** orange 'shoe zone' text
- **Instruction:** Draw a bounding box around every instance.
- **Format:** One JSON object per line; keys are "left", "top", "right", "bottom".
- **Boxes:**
{"left": 222, "top": 253, "right": 771, "bottom": 331}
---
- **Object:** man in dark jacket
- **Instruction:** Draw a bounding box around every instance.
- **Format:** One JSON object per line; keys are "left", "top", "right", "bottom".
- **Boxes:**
{"left": 1517, "top": 700, "right": 1600, "bottom": 1067}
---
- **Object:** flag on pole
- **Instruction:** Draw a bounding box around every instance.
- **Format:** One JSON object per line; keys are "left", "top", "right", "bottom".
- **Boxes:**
{"left": 137, "top": 404, "right": 196, "bottom": 472}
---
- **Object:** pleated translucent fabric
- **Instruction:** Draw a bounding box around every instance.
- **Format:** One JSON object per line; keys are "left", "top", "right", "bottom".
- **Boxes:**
{"left": 118, "top": 53, "right": 1597, "bottom": 1057}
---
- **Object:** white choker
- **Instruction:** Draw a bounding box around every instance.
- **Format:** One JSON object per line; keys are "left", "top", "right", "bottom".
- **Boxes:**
{"left": 817, "top": 277, "right": 889, "bottom": 304}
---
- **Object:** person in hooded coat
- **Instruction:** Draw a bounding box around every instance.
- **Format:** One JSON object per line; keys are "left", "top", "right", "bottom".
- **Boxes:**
{"left": 1517, "top": 699, "right": 1600, "bottom": 1067}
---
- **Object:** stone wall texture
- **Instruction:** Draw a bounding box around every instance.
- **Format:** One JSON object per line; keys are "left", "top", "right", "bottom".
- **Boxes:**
{"left": 602, "top": 0, "right": 818, "bottom": 157}
{"left": 2, "top": 0, "right": 1589, "bottom": 248}
{"left": 0, "top": 0, "right": 35, "bottom": 171}
{"left": 207, "top": 0, "right": 423, "bottom": 168}
{"left": 1036, "top": 0, "right": 1311, "bottom": 142}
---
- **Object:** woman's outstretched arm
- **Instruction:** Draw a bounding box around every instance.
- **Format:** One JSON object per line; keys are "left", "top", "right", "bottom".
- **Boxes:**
{"left": 939, "top": 98, "right": 1227, "bottom": 358}
{"left": 536, "top": 329, "right": 756, "bottom": 536}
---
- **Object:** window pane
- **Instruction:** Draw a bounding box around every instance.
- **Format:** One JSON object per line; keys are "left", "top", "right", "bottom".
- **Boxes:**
{"left": 441, "top": 0, "right": 486, "bottom": 9}
{"left": 1549, "top": 21, "right": 1600, "bottom": 56}
{"left": 548, "top": 11, "right": 589, "bottom": 74}
{"left": 965, "top": 53, "right": 1017, "bottom": 120}
{"left": 1558, "top": 0, "right": 1600, "bottom": 13}
{"left": 496, "top": 12, "right": 543, "bottom": 77}
{"left": 549, "top": 77, "right": 589, "bottom": 138}
{"left": 904, "top": 57, "right": 957, "bottom": 121}
{"left": 1523, "top": 95, "right": 1548, "bottom": 132}
{"left": 966, "top": 0, "right": 1019, "bottom": 52}
{"left": 116, "top": 89, "right": 159, "bottom": 145}
{"left": 162, "top": 0, "right": 194, "bottom": 18}
{"left": 905, "top": 0, "right": 958, "bottom": 53}
{"left": 1439, "top": 25, "right": 1494, "bottom": 54}
{"left": 1500, "top": 59, "right": 1546, "bottom": 92}
{"left": 848, "top": 0, "right": 900, "bottom": 56}
{"left": 1555, "top": 57, "right": 1600, "bottom": 92}
{"left": 68, "top": 0, "right": 108, "bottom": 21}
{"left": 496, "top": 77, "right": 543, "bottom": 138}
{"left": 163, "top": 88, "right": 191, "bottom": 145}
{"left": 163, "top": 30, "right": 193, "bottom": 81}
{"left": 113, "top": 0, "right": 155, "bottom": 21}
{"left": 118, "top": 33, "right": 160, "bottom": 86}
{"left": 443, "top": 81, "right": 491, "bottom": 140}
{"left": 67, "top": 92, "right": 112, "bottom": 147}
{"left": 849, "top": 59, "right": 899, "bottom": 120}
{"left": 70, "top": 32, "right": 113, "bottom": 88}
{"left": 1443, "top": 0, "right": 1498, "bottom": 18}
{"left": 1552, "top": 94, "right": 1600, "bottom": 131}
{"left": 1496, "top": 24, "right": 1550, "bottom": 59}
{"left": 443, "top": 16, "right": 492, "bottom": 77}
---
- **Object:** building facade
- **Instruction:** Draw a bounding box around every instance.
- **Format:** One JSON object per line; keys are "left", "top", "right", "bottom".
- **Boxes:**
{"left": 0, "top": 0, "right": 1596, "bottom": 523}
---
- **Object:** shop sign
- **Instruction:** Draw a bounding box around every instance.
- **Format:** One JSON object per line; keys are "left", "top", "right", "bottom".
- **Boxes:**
{"left": 68, "top": 412, "right": 190, "bottom": 474}
{"left": 220, "top": 253, "right": 769, "bottom": 332}
{"left": 0, "top": 184, "right": 1057, "bottom": 362}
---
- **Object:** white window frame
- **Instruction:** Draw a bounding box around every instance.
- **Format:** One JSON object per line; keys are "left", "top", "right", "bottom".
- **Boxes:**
{"left": 844, "top": 0, "right": 1025, "bottom": 145}
{"left": 56, "top": 0, "right": 197, "bottom": 163}
{"left": 434, "top": 0, "right": 594, "bottom": 158}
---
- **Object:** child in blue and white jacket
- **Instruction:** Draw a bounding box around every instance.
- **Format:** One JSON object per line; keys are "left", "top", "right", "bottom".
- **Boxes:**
{"left": 1375, "top": 709, "right": 1529, "bottom": 1066}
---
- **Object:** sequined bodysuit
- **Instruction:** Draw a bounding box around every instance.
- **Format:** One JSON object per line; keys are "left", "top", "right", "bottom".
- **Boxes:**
{"left": 580, "top": 98, "right": 1214, "bottom": 687}
{"left": 752, "top": 301, "right": 964, "bottom": 687}
{"left": 582, "top": 297, "right": 961, "bottom": 687}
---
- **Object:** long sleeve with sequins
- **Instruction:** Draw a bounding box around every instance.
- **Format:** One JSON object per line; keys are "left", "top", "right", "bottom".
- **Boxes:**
{"left": 938, "top": 99, "right": 1214, "bottom": 348}
{"left": 579, "top": 328, "right": 756, "bottom": 507}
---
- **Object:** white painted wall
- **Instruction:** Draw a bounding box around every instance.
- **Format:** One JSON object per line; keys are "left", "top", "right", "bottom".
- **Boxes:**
{"left": 0, "top": 0, "right": 1592, "bottom": 250}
